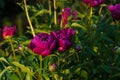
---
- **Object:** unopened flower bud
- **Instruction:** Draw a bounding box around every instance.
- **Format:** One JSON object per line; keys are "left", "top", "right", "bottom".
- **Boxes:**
{"left": 114, "top": 46, "right": 120, "bottom": 53}
{"left": 75, "top": 45, "right": 82, "bottom": 52}
{"left": 49, "top": 63, "right": 58, "bottom": 72}
{"left": 90, "top": 24, "right": 97, "bottom": 30}
{"left": 18, "top": 45, "right": 24, "bottom": 51}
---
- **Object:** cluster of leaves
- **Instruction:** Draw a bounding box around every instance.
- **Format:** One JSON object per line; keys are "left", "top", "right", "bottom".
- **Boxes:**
{"left": 0, "top": 0, "right": 120, "bottom": 80}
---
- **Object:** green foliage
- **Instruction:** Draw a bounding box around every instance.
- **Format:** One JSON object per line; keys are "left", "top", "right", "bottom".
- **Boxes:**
{"left": 0, "top": 0, "right": 120, "bottom": 80}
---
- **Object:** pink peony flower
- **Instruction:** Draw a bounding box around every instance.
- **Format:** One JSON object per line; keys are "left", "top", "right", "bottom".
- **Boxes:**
{"left": 58, "top": 7, "right": 77, "bottom": 27}
{"left": 109, "top": 3, "right": 120, "bottom": 20}
{"left": 83, "top": 0, "right": 104, "bottom": 7}
{"left": 2, "top": 25, "right": 16, "bottom": 39}
{"left": 56, "top": 28, "right": 76, "bottom": 52}
{"left": 28, "top": 32, "right": 57, "bottom": 56}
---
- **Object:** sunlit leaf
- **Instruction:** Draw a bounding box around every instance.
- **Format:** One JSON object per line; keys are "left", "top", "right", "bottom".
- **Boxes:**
{"left": 0, "top": 66, "right": 12, "bottom": 79}
{"left": 71, "top": 23, "right": 87, "bottom": 30}
{"left": 12, "top": 61, "right": 34, "bottom": 75}
{"left": 32, "top": 9, "right": 49, "bottom": 18}
{"left": 0, "top": 57, "right": 9, "bottom": 64}
{"left": 43, "top": 74, "right": 50, "bottom": 80}
{"left": 26, "top": 73, "right": 33, "bottom": 80}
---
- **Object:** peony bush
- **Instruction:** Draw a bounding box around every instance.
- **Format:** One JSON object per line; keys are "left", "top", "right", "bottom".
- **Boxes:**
{"left": 0, "top": 0, "right": 120, "bottom": 80}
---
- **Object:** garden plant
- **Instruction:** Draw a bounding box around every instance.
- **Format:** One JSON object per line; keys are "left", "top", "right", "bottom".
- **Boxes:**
{"left": 0, "top": 0, "right": 120, "bottom": 80}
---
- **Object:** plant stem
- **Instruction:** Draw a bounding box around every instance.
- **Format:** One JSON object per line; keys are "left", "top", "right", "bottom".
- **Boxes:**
{"left": 53, "top": 0, "right": 57, "bottom": 25}
{"left": 97, "top": 6, "right": 103, "bottom": 24}
{"left": 16, "top": 67, "right": 23, "bottom": 80}
{"left": 88, "top": 7, "right": 93, "bottom": 26}
{"left": 49, "top": 0, "right": 52, "bottom": 28}
{"left": 39, "top": 55, "right": 43, "bottom": 80}
{"left": 99, "top": 6, "right": 103, "bottom": 15}
{"left": 60, "top": 9, "right": 64, "bottom": 28}
{"left": 115, "top": 21, "right": 119, "bottom": 45}
{"left": 9, "top": 39, "right": 16, "bottom": 60}
{"left": 75, "top": 52, "right": 80, "bottom": 62}
{"left": 24, "top": 0, "right": 35, "bottom": 37}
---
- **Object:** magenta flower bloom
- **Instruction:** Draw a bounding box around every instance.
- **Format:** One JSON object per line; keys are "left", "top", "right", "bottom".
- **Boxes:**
{"left": 83, "top": 0, "right": 104, "bottom": 7}
{"left": 28, "top": 32, "right": 56, "bottom": 56}
{"left": 58, "top": 7, "right": 77, "bottom": 27}
{"left": 56, "top": 28, "right": 76, "bottom": 52}
{"left": 109, "top": 3, "right": 120, "bottom": 20}
{"left": 2, "top": 25, "right": 16, "bottom": 39}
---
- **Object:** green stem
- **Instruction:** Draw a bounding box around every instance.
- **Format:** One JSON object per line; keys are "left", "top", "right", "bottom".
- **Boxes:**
{"left": 53, "top": 0, "right": 57, "bottom": 25}
{"left": 115, "top": 21, "right": 119, "bottom": 45}
{"left": 97, "top": 6, "right": 103, "bottom": 24}
{"left": 16, "top": 68, "right": 23, "bottom": 80}
{"left": 49, "top": 0, "right": 52, "bottom": 28}
{"left": 64, "top": 53, "right": 74, "bottom": 60}
{"left": 9, "top": 39, "right": 16, "bottom": 60}
{"left": 75, "top": 52, "right": 79, "bottom": 62}
{"left": 60, "top": 9, "right": 64, "bottom": 28}
{"left": 39, "top": 55, "right": 43, "bottom": 80}
{"left": 99, "top": 6, "right": 103, "bottom": 15}
{"left": 24, "top": 0, "right": 35, "bottom": 37}
{"left": 89, "top": 7, "right": 93, "bottom": 26}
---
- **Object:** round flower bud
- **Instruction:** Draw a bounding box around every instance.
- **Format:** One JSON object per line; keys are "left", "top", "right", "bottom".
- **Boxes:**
{"left": 114, "top": 46, "right": 120, "bottom": 53}
{"left": 49, "top": 63, "right": 58, "bottom": 72}
{"left": 18, "top": 45, "right": 24, "bottom": 51}
{"left": 90, "top": 24, "right": 97, "bottom": 30}
{"left": 75, "top": 45, "right": 82, "bottom": 52}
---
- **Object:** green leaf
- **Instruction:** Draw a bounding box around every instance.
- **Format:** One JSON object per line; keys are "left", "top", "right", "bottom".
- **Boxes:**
{"left": 0, "top": 57, "right": 9, "bottom": 64}
{"left": 8, "top": 74, "right": 19, "bottom": 80}
{"left": 32, "top": 9, "right": 49, "bottom": 18}
{"left": 71, "top": 23, "right": 87, "bottom": 30}
{"left": 43, "top": 74, "right": 50, "bottom": 80}
{"left": 112, "top": 73, "right": 120, "bottom": 78}
{"left": 0, "top": 66, "right": 12, "bottom": 79}
{"left": 76, "top": 11, "right": 85, "bottom": 19}
{"left": 26, "top": 73, "right": 33, "bottom": 80}
{"left": 81, "top": 70, "right": 88, "bottom": 79}
{"left": 0, "top": 40, "right": 8, "bottom": 47}
{"left": 74, "top": 67, "right": 81, "bottom": 73}
{"left": 12, "top": 61, "right": 34, "bottom": 75}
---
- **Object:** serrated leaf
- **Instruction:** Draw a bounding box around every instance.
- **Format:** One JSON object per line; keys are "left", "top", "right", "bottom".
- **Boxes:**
{"left": 71, "top": 23, "right": 87, "bottom": 30}
{"left": 12, "top": 61, "right": 34, "bottom": 75}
